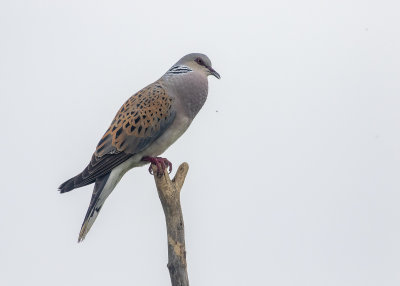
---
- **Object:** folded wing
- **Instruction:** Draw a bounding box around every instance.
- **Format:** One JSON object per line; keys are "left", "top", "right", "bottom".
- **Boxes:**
{"left": 58, "top": 82, "right": 176, "bottom": 193}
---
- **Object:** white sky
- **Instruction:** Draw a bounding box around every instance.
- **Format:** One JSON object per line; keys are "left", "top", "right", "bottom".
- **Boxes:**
{"left": 1, "top": 0, "right": 400, "bottom": 285}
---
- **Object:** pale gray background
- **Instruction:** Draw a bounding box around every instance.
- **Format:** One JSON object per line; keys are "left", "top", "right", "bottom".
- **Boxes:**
{"left": 1, "top": 0, "right": 399, "bottom": 285}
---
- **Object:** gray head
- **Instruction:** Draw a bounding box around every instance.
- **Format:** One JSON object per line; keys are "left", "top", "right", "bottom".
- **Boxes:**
{"left": 174, "top": 53, "right": 220, "bottom": 79}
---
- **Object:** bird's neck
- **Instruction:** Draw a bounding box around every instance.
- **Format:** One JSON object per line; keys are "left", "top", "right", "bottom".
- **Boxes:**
{"left": 162, "top": 72, "right": 208, "bottom": 119}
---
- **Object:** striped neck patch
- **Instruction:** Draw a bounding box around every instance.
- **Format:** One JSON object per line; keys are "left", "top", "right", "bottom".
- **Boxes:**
{"left": 165, "top": 65, "right": 193, "bottom": 76}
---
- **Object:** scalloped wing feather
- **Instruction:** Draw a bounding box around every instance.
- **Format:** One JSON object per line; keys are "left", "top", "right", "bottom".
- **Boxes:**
{"left": 59, "top": 82, "right": 176, "bottom": 192}
{"left": 95, "top": 82, "right": 176, "bottom": 157}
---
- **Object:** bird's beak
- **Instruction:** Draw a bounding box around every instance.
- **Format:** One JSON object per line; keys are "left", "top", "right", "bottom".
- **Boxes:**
{"left": 208, "top": 66, "right": 221, "bottom": 79}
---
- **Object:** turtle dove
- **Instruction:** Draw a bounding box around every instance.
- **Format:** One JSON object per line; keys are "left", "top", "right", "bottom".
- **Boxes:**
{"left": 58, "top": 53, "right": 220, "bottom": 242}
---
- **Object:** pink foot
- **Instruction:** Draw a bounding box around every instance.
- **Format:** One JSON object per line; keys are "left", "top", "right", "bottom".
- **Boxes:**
{"left": 141, "top": 156, "right": 172, "bottom": 176}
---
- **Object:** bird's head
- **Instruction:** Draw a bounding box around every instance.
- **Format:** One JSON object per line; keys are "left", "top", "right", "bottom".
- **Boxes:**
{"left": 176, "top": 53, "right": 220, "bottom": 79}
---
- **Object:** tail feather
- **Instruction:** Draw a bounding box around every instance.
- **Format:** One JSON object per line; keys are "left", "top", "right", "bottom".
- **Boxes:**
{"left": 78, "top": 173, "right": 111, "bottom": 242}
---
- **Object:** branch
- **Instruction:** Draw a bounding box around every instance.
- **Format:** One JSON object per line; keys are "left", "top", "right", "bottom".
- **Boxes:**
{"left": 151, "top": 162, "right": 190, "bottom": 286}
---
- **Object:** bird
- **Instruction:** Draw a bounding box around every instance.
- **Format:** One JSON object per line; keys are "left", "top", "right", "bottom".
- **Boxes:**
{"left": 58, "top": 53, "right": 220, "bottom": 242}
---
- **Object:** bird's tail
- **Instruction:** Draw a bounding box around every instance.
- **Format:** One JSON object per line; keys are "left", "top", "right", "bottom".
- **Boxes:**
{"left": 78, "top": 173, "right": 111, "bottom": 242}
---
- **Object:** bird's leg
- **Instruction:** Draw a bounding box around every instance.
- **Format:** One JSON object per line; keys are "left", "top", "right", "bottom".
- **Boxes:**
{"left": 142, "top": 156, "right": 173, "bottom": 175}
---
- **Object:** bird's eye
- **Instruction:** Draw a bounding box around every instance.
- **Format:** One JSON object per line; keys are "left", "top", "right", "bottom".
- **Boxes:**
{"left": 195, "top": 58, "right": 204, "bottom": 65}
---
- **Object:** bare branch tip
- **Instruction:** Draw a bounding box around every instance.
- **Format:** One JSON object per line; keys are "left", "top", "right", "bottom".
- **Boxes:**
{"left": 179, "top": 162, "right": 189, "bottom": 171}
{"left": 172, "top": 162, "right": 189, "bottom": 191}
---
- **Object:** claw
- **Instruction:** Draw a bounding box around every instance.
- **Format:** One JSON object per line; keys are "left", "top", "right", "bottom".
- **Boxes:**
{"left": 148, "top": 164, "right": 154, "bottom": 175}
{"left": 142, "top": 156, "right": 173, "bottom": 176}
{"left": 166, "top": 159, "right": 172, "bottom": 173}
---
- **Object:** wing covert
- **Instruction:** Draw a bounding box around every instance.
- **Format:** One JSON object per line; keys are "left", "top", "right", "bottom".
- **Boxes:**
{"left": 95, "top": 82, "right": 176, "bottom": 156}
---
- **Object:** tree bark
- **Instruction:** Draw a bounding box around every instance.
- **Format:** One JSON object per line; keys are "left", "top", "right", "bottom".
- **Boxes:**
{"left": 151, "top": 162, "right": 190, "bottom": 286}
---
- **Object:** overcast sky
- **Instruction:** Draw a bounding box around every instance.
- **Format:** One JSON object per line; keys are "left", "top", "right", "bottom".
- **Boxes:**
{"left": 1, "top": 1, "right": 399, "bottom": 285}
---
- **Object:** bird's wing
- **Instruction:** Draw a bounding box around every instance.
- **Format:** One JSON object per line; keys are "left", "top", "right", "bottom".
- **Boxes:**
{"left": 95, "top": 82, "right": 176, "bottom": 156}
{"left": 67, "top": 82, "right": 176, "bottom": 189}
